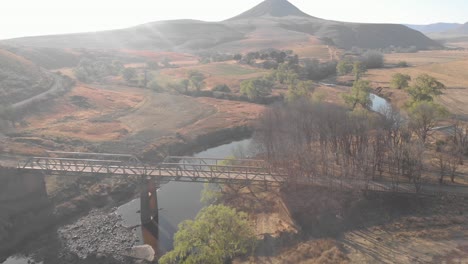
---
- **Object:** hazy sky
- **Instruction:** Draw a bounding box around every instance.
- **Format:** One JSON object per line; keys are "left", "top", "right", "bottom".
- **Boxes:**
{"left": 1, "top": 0, "right": 467, "bottom": 40}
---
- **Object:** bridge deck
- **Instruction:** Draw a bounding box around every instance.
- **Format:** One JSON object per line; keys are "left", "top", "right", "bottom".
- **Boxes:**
{"left": 17, "top": 156, "right": 468, "bottom": 196}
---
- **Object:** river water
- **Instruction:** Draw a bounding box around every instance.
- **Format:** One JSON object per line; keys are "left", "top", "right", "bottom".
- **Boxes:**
{"left": 371, "top": 93, "right": 391, "bottom": 113}
{"left": 116, "top": 138, "right": 254, "bottom": 256}
{"left": 1, "top": 95, "right": 388, "bottom": 264}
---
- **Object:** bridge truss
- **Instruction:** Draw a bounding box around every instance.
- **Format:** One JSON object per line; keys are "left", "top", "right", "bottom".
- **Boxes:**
{"left": 17, "top": 152, "right": 287, "bottom": 186}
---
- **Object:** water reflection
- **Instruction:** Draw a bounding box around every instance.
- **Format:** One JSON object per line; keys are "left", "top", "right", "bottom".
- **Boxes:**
{"left": 371, "top": 93, "right": 391, "bottom": 113}
{"left": 117, "top": 139, "right": 254, "bottom": 259}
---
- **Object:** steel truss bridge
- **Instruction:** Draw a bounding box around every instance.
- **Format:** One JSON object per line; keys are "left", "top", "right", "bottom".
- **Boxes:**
{"left": 17, "top": 151, "right": 286, "bottom": 186}
{"left": 17, "top": 151, "right": 468, "bottom": 196}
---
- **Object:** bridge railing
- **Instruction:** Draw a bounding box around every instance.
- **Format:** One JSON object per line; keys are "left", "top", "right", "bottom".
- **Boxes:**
{"left": 46, "top": 151, "right": 142, "bottom": 165}
{"left": 18, "top": 157, "right": 146, "bottom": 175}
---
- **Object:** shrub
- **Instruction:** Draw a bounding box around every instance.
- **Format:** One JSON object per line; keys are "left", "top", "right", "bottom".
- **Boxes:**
{"left": 360, "top": 50, "right": 384, "bottom": 69}
{"left": 212, "top": 84, "right": 231, "bottom": 93}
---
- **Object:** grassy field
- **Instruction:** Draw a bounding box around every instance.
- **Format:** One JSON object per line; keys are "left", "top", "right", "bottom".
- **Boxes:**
{"left": 18, "top": 85, "right": 144, "bottom": 142}
{"left": 283, "top": 36, "right": 340, "bottom": 61}
{"left": 4, "top": 80, "right": 265, "bottom": 155}
{"left": 366, "top": 50, "right": 468, "bottom": 118}
{"left": 384, "top": 50, "right": 468, "bottom": 66}
{"left": 155, "top": 62, "right": 268, "bottom": 91}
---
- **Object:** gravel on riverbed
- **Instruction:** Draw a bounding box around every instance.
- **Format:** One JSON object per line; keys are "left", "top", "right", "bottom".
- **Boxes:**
{"left": 58, "top": 208, "right": 139, "bottom": 260}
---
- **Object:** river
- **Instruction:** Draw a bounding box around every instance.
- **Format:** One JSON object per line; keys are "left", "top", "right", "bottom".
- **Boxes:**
{"left": 371, "top": 93, "right": 391, "bottom": 113}
{"left": 1, "top": 95, "right": 388, "bottom": 264}
{"left": 116, "top": 138, "right": 254, "bottom": 257}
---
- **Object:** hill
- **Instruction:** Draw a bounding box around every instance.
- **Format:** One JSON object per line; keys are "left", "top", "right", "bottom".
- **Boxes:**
{"left": 2, "top": 0, "right": 442, "bottom": 52}
{"left": 405, "top": 23, "right": 461, "bottom": 34}
{"left": 3, "top": 20, "right": 245, "bottom": 51}
{"left": 1, "top": 44, "right": 80, "bottom": 69}
{"left": 427, "top": 22, "right": 468, "bottom": 45}
{"left": 228, "top": 0, "right": 312, "bottom": 20}
{"left": 451, "top": 22, "right": 468, "bottom": 34}
{"left": 0, "top": 48, "right": 54, "bottom": 105}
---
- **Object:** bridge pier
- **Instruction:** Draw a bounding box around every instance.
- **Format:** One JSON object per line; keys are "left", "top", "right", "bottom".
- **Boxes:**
{"left": 140, "top": 176, "right": 159, "bottom": 225}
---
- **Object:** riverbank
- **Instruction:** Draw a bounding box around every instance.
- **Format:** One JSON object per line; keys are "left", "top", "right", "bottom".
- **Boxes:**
{"left": 233, "top": 185, "right": 468, "bottom": 263}
{"left": 0, "top": 127, "right": 254, "bottom": 263}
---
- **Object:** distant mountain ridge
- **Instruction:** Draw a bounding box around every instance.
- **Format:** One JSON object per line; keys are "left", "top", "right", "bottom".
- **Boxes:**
{"left": 452, "top": 22, "right": 468, "bottom": 34}
{"left": 2, "top": 0, "right": 442, "bottom": 52}
{"left": 423, "top": 22, "right": 468, "bottom": 42}
{"left": 405, "top": 23, "right": 462, "bottom": 34}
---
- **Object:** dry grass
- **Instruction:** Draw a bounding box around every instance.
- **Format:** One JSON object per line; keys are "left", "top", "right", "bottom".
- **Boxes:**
{"left": 343, "top": 214, "right": 468, "bottom": 264}
{"left": 119, "top": 50, "right": 199, "bottom": 66}
{"left": 6, "top": 80, "right": 265, "bottom": 155}
{"left": 17, "top": 85, "right": 143, "bottom": 142}
{"left": 384, "top": 50, "right": 468, "bottom": 67}
{"left": 235, "top": 240, "right": 349, "bottom": 264}
{"left": 283, "top": 37, "right": 341, "bottom": 61}
{"left": 156, "top": 62, "right": 268, "bottom": 91}
{"left": 366, "top": 51, "right": 468, "bottom": 118}
{"left": 176, "top": 97, "right": 265, "bottom": 139}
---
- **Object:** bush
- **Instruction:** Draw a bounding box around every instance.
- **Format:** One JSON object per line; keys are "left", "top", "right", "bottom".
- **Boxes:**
{"left": 240, "top": 77, "right": 273, "bottom": 100}
{"left": 337, "top": 59, "right": 354, "bottom": 76}
{"left": 396, "top": 61, "right": 409, "bottom": 67}
{"left": 122, "top": 67, "right": 136, "bottom": 82}
{"left": 301, "top": 59, "right": 337, "bottom": 80}
{"left": 212, "top": 84, "right": 231, "bottom": 93}
{"left": 390, "top": 73, "right": 411, "bottom": 90}
{"left": 148, "top": 80, "right": 163, "bottom": 91}
{"left": 360, "top": 50, "right": 384, "bottom": 69}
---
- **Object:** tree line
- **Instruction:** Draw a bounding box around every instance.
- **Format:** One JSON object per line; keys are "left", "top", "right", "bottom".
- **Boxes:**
{"left": 254, "top": 98, "right": 466, "bottom": 189}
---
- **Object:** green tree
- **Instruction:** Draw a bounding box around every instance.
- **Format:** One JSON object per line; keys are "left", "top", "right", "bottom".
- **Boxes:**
{"left": 407, "top": 74, "right": 445, "bottom": 102}
{"left": 336, "top": 59, "right": 354, "bottom": 76}
{"left": 286, "top": 80, "right": 316, "bottom": 102}
{"left": 110, "top": 60, "right": 124, "bottom": 75}
{"left": 240, "top": 78, "right": 273, "bottom": 100}
{"left": 408, "top": 101, "right": 449, "bottom": 143}
{"left": 361, "top": 50, "right": 384, "bottom": 69}
{"left": 188, "top": 71, "right": 206, "bottom": 92}
{"left": 212, "top": 84, "right": 231, "bottom": 93}
{"left": 343, "top": 79, "right": 373, "bottom": 110}
{"left": 390, "top": 73, "right": 411, "bottom": 90}
{"left": 122, "top": 67, "right": 136, "bottom": 81}
{"left": 273, "top": 63, "right": 298, "bottom": 84}
{"left": 353, "top": 61, "right": 367, "bottom": 80}
{"left": 148, "top": 80, "right": 162, "bottom": 91}
{"left": 159, "top": 205, "right": 256, "bottom": 264}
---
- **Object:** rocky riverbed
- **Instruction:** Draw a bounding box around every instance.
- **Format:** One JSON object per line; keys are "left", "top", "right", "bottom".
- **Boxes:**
{"left": 2, "top": 208, "right": 154, "bottom": 264}
{"left": 58, "top": 209, "right": 139, "bottom": 260}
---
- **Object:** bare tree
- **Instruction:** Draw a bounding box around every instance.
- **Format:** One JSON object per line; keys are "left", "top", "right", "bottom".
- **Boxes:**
{"left": 432, "top": 151, "right": 448, "bottom": 184}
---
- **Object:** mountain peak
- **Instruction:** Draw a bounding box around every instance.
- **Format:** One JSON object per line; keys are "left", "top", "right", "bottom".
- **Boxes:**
{"left": 228, "top": 0, "right": 312, "bottom": 20}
